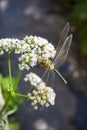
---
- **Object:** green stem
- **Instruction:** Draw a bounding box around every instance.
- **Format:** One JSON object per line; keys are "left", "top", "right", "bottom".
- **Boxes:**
{"left": 14, "top": 93, "right": 29, "bottom": 98}
{"left": 0, "top": 91, "right": 29, "bottom": 116}
{"left": 25, "top": 85, "right": 35, "bottom": 95}
{"left": 13, "top": 70, "right": 23, "bottom": 91}
{"left": 8, "top": 52, "right": 12, "bottom": 87}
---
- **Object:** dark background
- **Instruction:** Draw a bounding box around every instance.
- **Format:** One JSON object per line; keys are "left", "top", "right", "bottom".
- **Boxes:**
{"left": 0, "top": 0, "right": 87, "bottom": 130}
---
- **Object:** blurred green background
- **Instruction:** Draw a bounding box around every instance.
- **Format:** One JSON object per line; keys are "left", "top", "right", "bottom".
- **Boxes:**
{"left": 55, "top": 0, "right": 87, "bottom": 55}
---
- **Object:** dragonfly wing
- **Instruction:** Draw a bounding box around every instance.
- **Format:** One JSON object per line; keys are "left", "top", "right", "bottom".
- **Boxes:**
{"left": 50, "top": 70, "right": 55, "bottom": 88}
{"left": 55, "top": 23, "right": 70, "bottom": 56}
{"left": 54, "top": 34, "right": 73, "bottom": 68}
{"left": 41, "top": 69, "right": 50, "bottom": 85}
{"left": 41, "top": 69, "right": 48, "bottom": 79}
{"left": 46, "top": 70, "right": 55, "bottom": 88}
{"left": 41, "top": 69, "right": 56, "bottom": 87}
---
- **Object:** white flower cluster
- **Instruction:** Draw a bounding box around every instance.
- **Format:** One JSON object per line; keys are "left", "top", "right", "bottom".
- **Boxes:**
{"left": 0, "top": 36, "right": 56, "bottom": 71}
{"left": 23, "top": 36, "right": 56, "bottom": 58}
{"left": 18, "top": 51, "right": 38, "bottom": 70}
{"left": 25, "top": 72, "right": 56, "bottom": 109}
{"left": 24, "top": 72, "right": 44, "bottom": 86}
{"left": 18, "top": 36, "right": 56, "bottom": 70}
{"left": 0, "top": 38, "right": 20, "bottom": 55}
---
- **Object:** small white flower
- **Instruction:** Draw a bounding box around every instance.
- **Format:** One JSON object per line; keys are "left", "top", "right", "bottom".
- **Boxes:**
{"left": 24, "top": 72, "right": 42, "bottom": 86}
{"left": 45, "top": 103, "right": 50, "bottom": 107}
{"left": 0, "top": 50, "right": 4, "bottom": 55}
{"left": 32, "top": 90, "right": 38, "bottom": 95}
{"left": 34, "top": 105, "right": 38, "bottom": 110}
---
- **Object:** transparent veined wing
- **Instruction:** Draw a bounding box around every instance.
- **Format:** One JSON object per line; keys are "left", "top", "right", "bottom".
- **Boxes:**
{"left": 55, "top": 22, "right": 70, "bottom": 58}
{"left": 41, "top": 69, "right": 55, "bottom": 87}
{"left": 53, "top": 35, "right": 72, "bottom": 84}
{"left": 41, "top": 69, "right": 50, "bottom": 84}
{"left": 54, "top": 34, "right": 73, "bottom": 68}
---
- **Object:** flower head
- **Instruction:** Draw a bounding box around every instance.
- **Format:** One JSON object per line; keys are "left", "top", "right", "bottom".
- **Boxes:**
{"left": 25, "top": 72, "right": 56, "bottom": 109}
{"left": 0, "top": 36, "right": 56, "bottom": 71}
{"left": 0, "top": 38, "right": 20, "bottom": 54}
{"left": 18, "top": 35, "right": 56, "bottom": 70}
{"left": 28, "top": 85, "right": 56, "bottom": 110}
{"left": 24, "top": 72, "right": 45, "bottom": 87}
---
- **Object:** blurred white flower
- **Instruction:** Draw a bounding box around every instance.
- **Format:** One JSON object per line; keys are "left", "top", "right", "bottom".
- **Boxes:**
{"left": 26, "top": 72, "right": 56, "bottom": 109}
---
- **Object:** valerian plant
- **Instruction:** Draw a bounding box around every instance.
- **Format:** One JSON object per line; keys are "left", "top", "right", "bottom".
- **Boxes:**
{"left": 0, "top": 23, "right": 72, "bottom": 130}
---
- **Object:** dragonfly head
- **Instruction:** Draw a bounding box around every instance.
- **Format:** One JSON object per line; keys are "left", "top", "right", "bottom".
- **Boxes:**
{"left": 38, "top": 57, "right": 54, "bottom": 70}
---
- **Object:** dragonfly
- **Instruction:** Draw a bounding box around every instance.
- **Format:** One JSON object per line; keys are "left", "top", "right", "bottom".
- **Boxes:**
{"left": 39, "top": 23, "right": 73, "bottom": 85}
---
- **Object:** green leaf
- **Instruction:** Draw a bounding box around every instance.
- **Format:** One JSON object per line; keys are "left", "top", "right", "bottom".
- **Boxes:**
{"left": 10, "top": 122, "right": 20, "bottom": 130}
{"left": 5, "top": 107, "right": 17, "bottom": 117}
{"left": 0, "top": 74, "right": 22, "bottom": 112}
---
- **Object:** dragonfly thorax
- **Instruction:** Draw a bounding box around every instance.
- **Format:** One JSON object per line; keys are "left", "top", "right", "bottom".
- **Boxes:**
{"left": 38, "top": 58, "right": 54, "bottom": 70}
